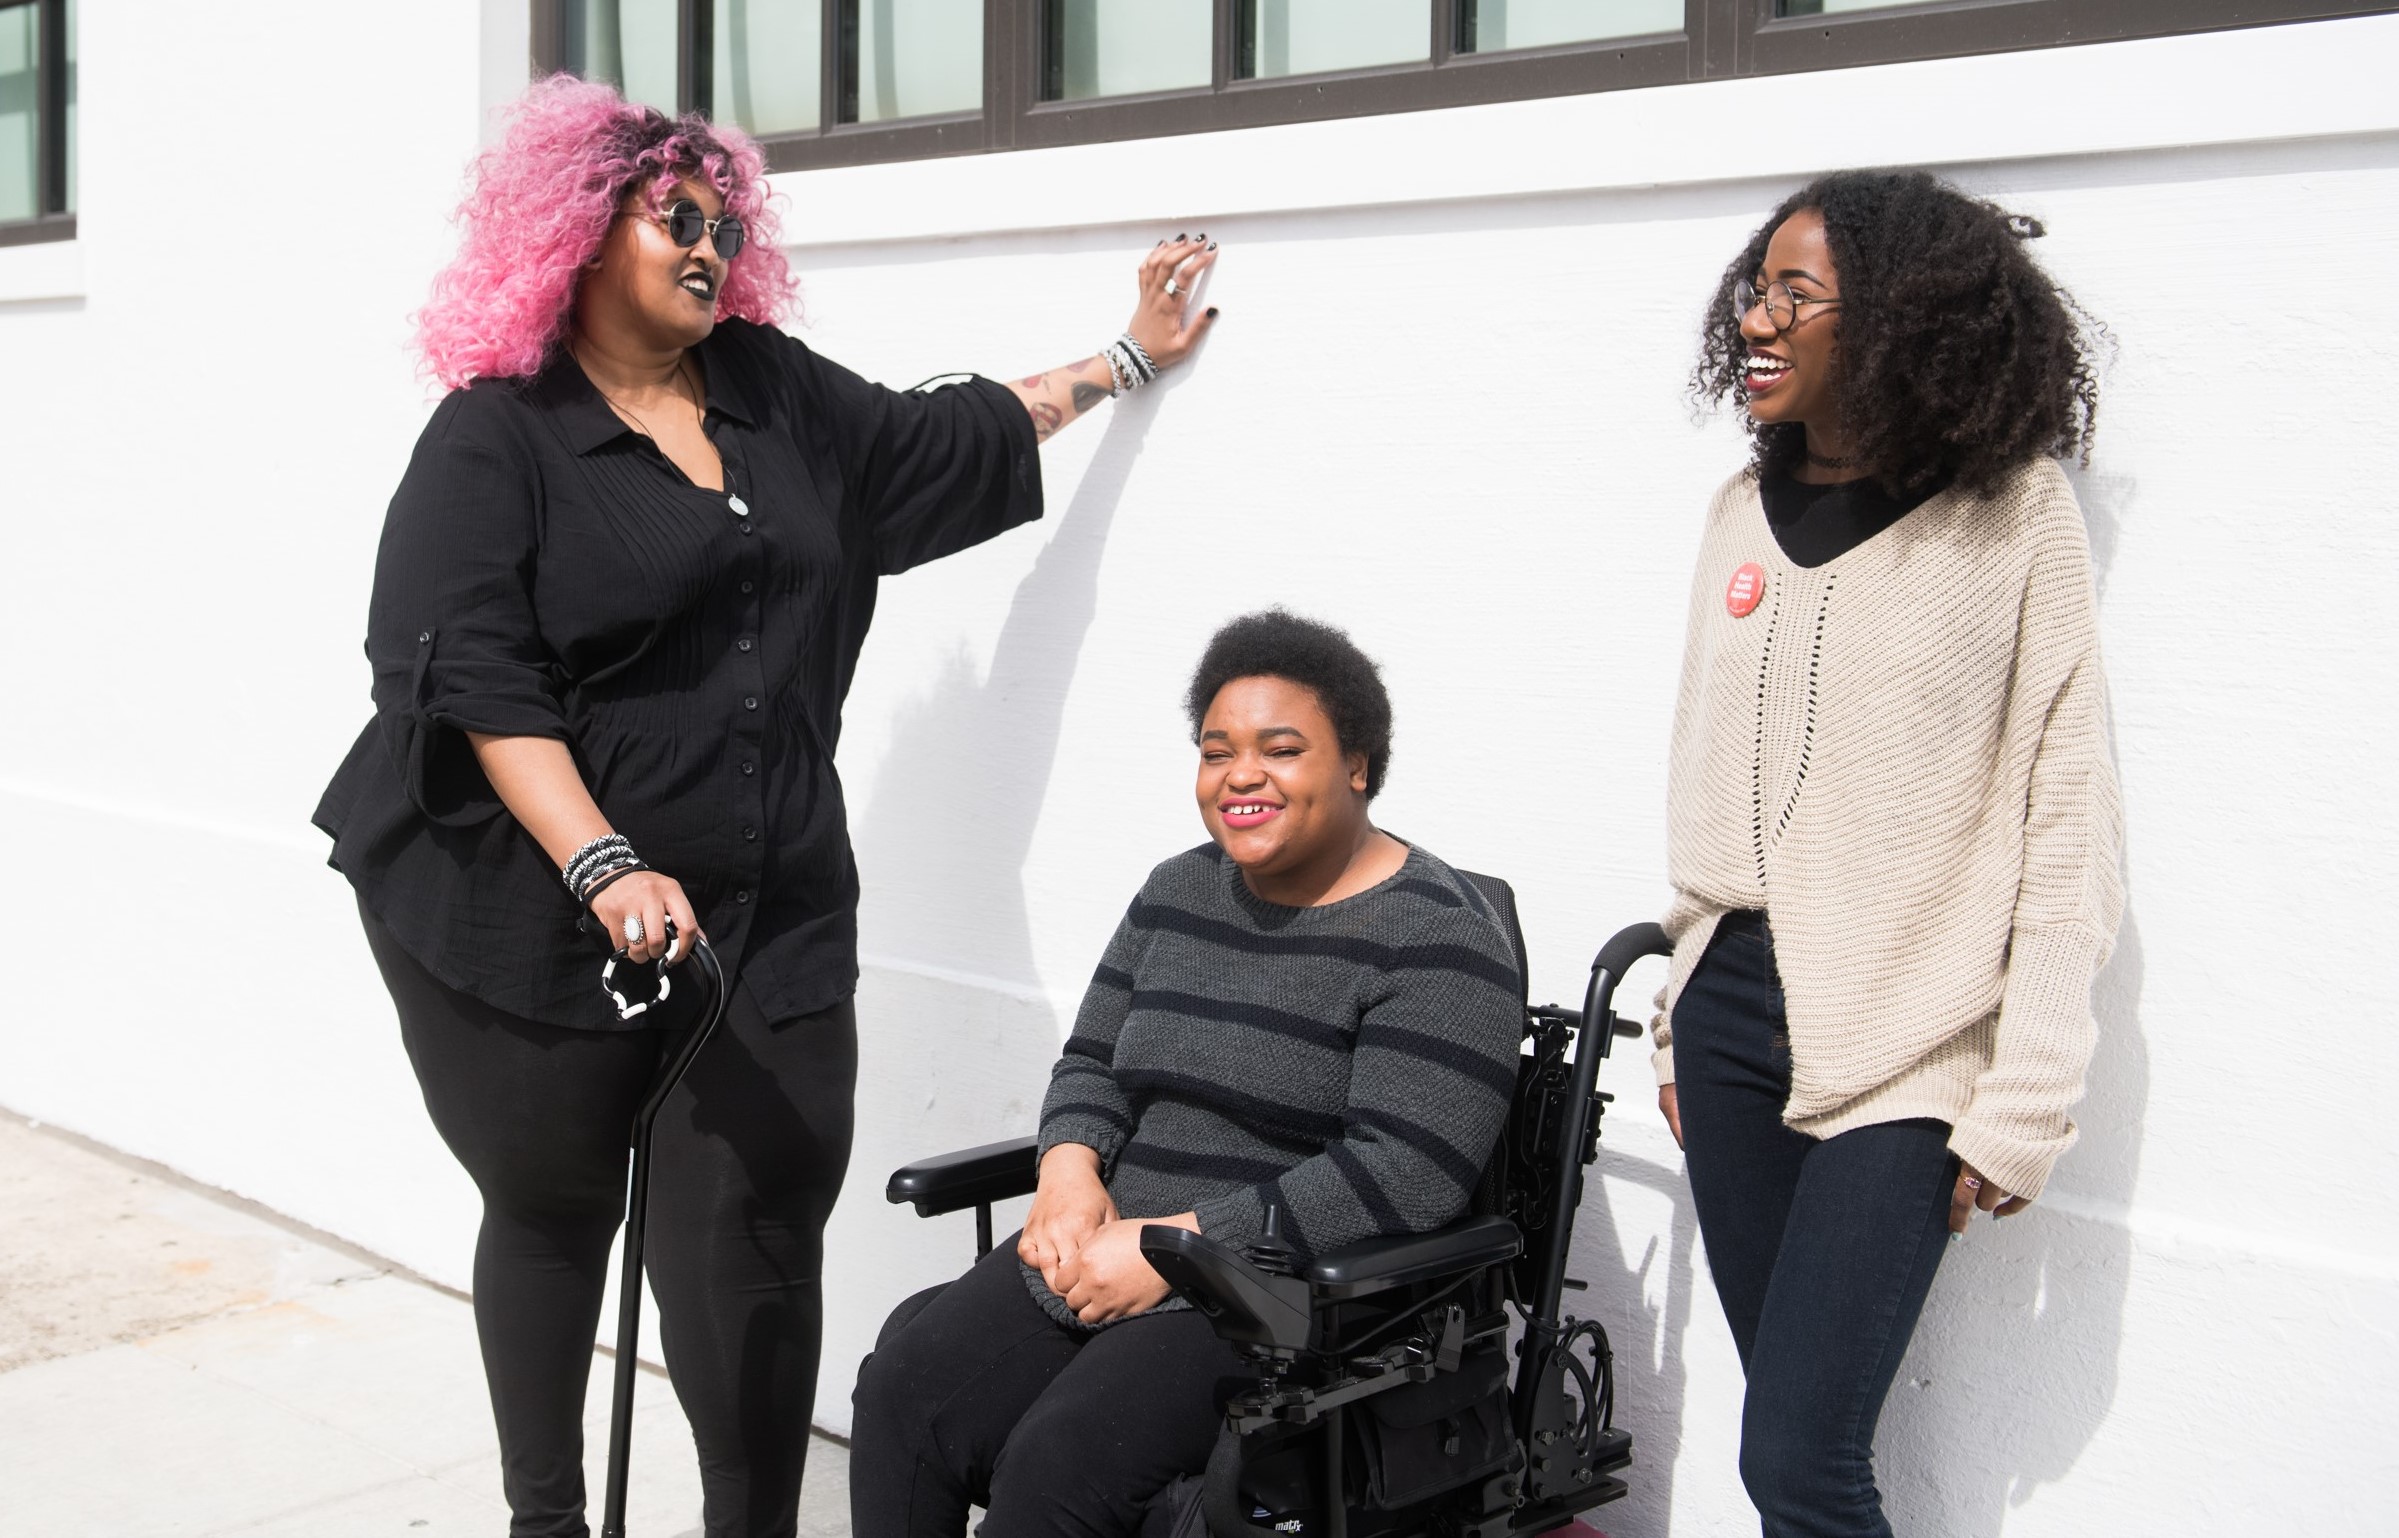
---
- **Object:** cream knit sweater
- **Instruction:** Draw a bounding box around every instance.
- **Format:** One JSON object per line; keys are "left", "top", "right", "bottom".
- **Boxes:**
{"left": 1654, "top": 456, "right": 2123, "bottom": 1200}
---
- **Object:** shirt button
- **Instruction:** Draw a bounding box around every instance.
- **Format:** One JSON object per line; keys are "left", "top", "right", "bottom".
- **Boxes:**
{"left": 743, "top": 695, "right": 759, "bottom": 711}
{"left": 418, "top": 631, "right": 431, "bottom": 645}
{"left": 743, "top": 826, "right": 758, "bottom": 842}
{"left": 739, "top": 580, "right": 754, "bottom": 594}
{"left": 740, "top": 761, "right": 755, "bottom": 776}
{"left": 735, "top": 889, "right": 751, "bottom": 905}
{"left": 738, "top": 523, "right": 755, "bottom": 537}
{"left": 737, "top": 638, "right": 754, "bottom": 653}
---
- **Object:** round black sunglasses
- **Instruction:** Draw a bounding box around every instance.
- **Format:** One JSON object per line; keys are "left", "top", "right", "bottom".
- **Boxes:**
{"left": 652, "top": 198, "right": 746, "bottom": 260}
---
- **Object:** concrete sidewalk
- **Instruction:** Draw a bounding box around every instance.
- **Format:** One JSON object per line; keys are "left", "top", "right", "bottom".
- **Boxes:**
{"left": 0, "top": 1112, "right": 851, "bottom": 1536}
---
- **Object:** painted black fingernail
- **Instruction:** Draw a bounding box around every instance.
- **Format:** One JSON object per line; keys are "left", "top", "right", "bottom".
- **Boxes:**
{"left": 1206, "top": 241, "right": 1217, "bottom": 250}
{"left": 1196, "top": 233, "right": 1206, "bottom": 242}
{"left": 1205, "top": 307, "right": 1219, "bottom": 319}
{"left": 1175, "top": 232, "right": 1186, "bottom": 241}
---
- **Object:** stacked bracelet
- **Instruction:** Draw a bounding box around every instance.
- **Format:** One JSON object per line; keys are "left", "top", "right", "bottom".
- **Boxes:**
{"left": 1101, "top": 334, "right": 1159, "bottom": 397}
{"left": 563, "top": 833, "right": 644, "bottom": 906}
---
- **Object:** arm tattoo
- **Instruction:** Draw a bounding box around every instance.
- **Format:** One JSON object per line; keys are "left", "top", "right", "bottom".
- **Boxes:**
{"left": 1021, "top": 371, "right": 1049, "bottom": 389}
{"left": 1071, "top": 380, "right": 1110, "bottom": 414}
{"left": 1030, "top": 400, "right": 1065, "bottom": 439}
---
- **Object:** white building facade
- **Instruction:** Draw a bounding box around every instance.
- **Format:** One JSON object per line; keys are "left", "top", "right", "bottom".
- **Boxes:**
{"left": 3, "top": 3, "right": 2395, "bottom": 1532}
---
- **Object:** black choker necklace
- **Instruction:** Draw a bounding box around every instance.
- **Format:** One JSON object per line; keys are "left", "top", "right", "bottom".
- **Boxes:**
{"left": 1804, "top": 447, "right": 1858, "bottom": 468}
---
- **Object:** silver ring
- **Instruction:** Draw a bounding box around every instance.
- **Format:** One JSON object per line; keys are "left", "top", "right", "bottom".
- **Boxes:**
{"left": 623, "top": 914, "right": 645, "bottom": 947}
{"left": 1961, "top": 1175, "right": 1983, "bottom": 1191}
{"left": 1163, "top": 278, "right": 1180, "bottom": 297}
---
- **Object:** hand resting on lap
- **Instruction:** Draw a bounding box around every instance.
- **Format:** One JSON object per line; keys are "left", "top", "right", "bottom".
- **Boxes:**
{"left": 1019, "top": 1144, "right": 1118, "bottom": 1292}
{"left": 1054, "top": 1213, "right": 1199, "bottom": 1325}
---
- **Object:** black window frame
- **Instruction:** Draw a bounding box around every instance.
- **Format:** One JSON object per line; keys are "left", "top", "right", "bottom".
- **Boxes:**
{"left": 0, "top": 0, "right": 72, "bottom": 249}
{"left": 532, "top": 0, "right": 2399, "bottom": 177}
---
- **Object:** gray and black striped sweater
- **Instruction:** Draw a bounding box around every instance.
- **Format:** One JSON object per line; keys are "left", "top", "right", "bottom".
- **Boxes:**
{"left": 1030, "top": 841, "right": 1522, "bottom": 1326}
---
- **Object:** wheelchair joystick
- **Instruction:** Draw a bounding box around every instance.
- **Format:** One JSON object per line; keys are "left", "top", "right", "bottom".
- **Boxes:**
{"left": 1245, "top": 1202, "right": 1300, "bottom": 1277}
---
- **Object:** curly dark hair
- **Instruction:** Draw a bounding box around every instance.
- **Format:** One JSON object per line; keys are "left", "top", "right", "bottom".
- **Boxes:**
{"left": 1694, "top": 168, "right": 2105, "bottom": 497}
{"left": 1184, "top": 609, "right": 1395, "bottom": 800}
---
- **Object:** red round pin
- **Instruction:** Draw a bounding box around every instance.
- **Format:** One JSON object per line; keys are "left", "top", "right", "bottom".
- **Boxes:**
{"left": 1725, "top": 561, "right": 1766, "bottom": 618}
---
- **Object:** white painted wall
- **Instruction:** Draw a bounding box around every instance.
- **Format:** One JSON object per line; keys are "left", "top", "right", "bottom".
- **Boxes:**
{"left": 3, "top": 9, "right": 2394, "bottom": 1534}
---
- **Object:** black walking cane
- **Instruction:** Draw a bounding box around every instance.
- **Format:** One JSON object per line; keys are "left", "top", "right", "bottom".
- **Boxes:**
{"left": 595, "top": 922, "right": 729, "bottom": 1538}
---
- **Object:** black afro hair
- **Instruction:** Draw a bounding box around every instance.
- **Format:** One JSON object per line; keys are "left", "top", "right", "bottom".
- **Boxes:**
{"left": 1184, "top": 609, "right": 1394, "bottom": 800}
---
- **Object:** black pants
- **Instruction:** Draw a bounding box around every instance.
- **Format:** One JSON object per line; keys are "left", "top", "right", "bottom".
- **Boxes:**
{"left": 848, "top": 1236, "right": 1248, "bottom": 1538}
{"left": 362, "top": 904, "right": 857, "bottom": 1538}
{"left": 1673, "top": 912, "right": 1957, "bottom": 1538}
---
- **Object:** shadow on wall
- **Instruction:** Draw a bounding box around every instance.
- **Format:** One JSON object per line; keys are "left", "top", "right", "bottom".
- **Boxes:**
{"left": 1579, "top": 1144, "right": 1704, "bottom": 1538}
{"left": 849, "top": 380, "right": 1170, "bottom": 994}
{"left": 1881, "top": 910, "right": 2148, "bottom": 1536}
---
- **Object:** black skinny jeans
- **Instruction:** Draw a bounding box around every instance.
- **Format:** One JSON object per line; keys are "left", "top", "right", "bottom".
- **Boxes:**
{"left": 1673, "top": 911, "right": 1957, "bottom": 1538}
{"left": 363, "top": 904, "right": 857, "bottom": 1538}
{"left": 848, "top": 1235, "right": 1248, "bottom": 1537}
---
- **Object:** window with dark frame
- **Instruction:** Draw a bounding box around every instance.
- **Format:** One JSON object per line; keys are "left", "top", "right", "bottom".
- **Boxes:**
{"left": 0, "top": 0, "right": 72, "bottom": 248}
{"left": 534, "top": 0, "right": 2399, "bottom": 177}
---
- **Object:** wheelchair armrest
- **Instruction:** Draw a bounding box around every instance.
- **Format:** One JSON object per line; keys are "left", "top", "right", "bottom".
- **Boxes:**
{"left": 1302, "top": 1215, "right": 1523, "bottom": 1301}
{"left": 885, "top": 1136, "right": 1039, "bottom": 1218}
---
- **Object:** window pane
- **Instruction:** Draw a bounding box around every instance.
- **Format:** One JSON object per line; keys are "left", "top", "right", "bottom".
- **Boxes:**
{"left": 1777, "top": 0, "right": 1934, "bottom": 13}
{"left": 0, "top": 3, "right": 35, "bottom": 221}
{"left": 1471, "top": 0, "right": 1682, "bottom": 52}
{"left": 1241, "top": 0, "right": 1430, "bottom": 81}
{"left": 714, "top": 0, "right": 821, "bottom": 134}
{"left": 563, "top": 0, "right": 681, "bottom": 113}
{"left": 1050, "top": 0, "right": 1211, "bottom": 101}
{"left": 848, "top": 0, "right": 982, "bottom": 123}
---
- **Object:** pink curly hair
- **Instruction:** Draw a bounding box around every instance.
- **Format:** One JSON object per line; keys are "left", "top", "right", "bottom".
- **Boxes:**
{"left": 415, "top": 75, "right": 797, "bottom": 390}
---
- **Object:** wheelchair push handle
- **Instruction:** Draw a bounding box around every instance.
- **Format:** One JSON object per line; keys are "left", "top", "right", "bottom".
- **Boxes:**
{"left": 1592, "top": 921, "right": 1671, "bottom": 991}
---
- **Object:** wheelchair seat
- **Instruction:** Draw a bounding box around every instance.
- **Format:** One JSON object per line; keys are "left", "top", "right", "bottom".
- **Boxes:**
{"left": 883, "top": 873, "right": 1666, "bottom": 1538}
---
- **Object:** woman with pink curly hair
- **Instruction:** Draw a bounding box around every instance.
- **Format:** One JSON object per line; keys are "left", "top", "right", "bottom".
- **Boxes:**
{"left": 313, "top": 76, "right": 1217, "bottom": 1538}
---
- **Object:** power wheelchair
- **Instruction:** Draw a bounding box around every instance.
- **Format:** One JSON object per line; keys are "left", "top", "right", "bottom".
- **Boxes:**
{"left": 883, "top": 875, "right": 1668, "bottom": 1538}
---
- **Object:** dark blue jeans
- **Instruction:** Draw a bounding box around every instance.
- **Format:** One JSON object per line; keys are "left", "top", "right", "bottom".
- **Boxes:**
{"left": 1673, "top": 911, "right": 1957, "bottom": 1538}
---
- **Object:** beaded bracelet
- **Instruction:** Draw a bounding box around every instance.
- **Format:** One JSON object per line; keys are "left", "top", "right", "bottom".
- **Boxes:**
{"left": 563, "top": 851, "right": 630, "bottom": 899}
{"left": 562, "top": 833, "right": 634, "bottom": 897}
{"left": 1101, "top": 334, "right": 1159, "bottom": 397}
{"left": 563, "top": 832, "right": 629, "bottom": 875}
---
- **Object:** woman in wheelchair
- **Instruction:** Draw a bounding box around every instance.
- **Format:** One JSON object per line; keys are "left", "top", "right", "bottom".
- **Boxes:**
{"left": 850, "top": 609, "right": 1524, "bottom": 1536}
{"left": 1660, "top": 171, "right": 2123, "bottom": 1536}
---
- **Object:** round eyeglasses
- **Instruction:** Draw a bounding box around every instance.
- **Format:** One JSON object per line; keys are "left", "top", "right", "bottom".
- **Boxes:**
{"left": 1734, "top": 278, "right": 1839, "bottom": 334}
{"left": 653, "top": 198, "right": 746, "bottom": 261}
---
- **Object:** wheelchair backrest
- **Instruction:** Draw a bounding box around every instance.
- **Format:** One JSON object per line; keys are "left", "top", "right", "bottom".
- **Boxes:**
{"left": 1456, "top": 869, "right": 1530, "bottom": 1005}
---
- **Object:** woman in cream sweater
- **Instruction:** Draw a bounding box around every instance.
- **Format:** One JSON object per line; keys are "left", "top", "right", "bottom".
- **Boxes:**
{"left": 1655, "top": 169, "right": 2122, "bottom": 1537}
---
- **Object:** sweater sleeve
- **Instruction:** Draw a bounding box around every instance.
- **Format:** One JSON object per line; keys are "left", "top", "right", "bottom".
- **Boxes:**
{"left": 1190, "top": 904, "right": 1522, "bottom": 1257}
{"left": 1036, "top": 900, "right": 1148, "bottom": 1173}
{"left": 1948, "top": 514, "right": 2126, "bottom": 1201}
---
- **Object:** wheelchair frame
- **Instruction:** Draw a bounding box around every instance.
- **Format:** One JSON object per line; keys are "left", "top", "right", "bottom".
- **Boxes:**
{"left": 885, "top": 889, "right": 1668, "bottom": 1538}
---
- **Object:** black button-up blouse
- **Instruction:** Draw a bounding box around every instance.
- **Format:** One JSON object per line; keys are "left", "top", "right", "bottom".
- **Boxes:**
{"left": 314, "top": 319, "right": 1043, "bottom": 1030}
